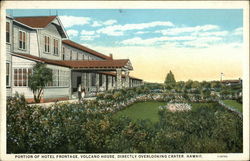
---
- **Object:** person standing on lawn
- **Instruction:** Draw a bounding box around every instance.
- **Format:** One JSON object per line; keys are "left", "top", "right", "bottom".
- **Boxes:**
{"left": 81, "top": 87, "right": 86, "bottom": 102}
{"left": 78, "top": 84, "right": 82, "bottom": 102}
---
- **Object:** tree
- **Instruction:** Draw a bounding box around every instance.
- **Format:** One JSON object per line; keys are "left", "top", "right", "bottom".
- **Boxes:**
{"left": 28, "top": 63, "right": 52, "bottom": 103}
{"left": 164, "top": 70, "right": 176, "bottom": 84}
{"left": 164, "top": 71, "right": 176, "bottom": 90}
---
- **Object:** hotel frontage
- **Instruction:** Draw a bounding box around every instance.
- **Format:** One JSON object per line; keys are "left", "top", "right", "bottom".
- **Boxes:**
{"left": 5, "top": 15, "right": 143, "bottom": 102}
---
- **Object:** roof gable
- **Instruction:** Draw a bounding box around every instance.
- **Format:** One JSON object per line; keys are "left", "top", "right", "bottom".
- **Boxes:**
{"left": 14, "top": 16, "right": 57, "bottom": 28}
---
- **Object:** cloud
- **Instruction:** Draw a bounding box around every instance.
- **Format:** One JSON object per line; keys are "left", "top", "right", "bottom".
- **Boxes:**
{"left": 66, "top": 29, "right": 79, "bottom": 38}
{"left": 97, "top": 21, "right": 174, "bottom": 36}
{"left": 191, "top": 31, "right": 228, "bottom": 37}
{"left": 120, "top": 36, "right": 197, "bottom": 45}
{"left": 80, "top": 35, "right": 100, "bottom": 41}
{"left": 91, "top": 19, "right": 117, "bottom": 27}
{"left": 156, "top": 25, "right": 220, "bottom": 35}
{"left": 120, "top": 35, "right": 225, "bottom": 47}
{"left": 92, "top": 21, "right": 102, "bottom": 27}
{"left": 103, "top": 19, "right": 117, "bottom": 25}
{"left": 135, "top": 31, "right": 149, "bottom": 34}
{"left": 59, "top": 16, "right": 91, "bottom": 28}
{"left": 232, "top": 27, "right": 243, "bottom": 35}
{"left": 81, "top": 30, "right": 95, "bottom": 35}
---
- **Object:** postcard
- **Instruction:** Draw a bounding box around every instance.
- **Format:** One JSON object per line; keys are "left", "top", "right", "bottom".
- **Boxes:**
{"left": 0, "top": 1, "right": 249, "bottom": 161}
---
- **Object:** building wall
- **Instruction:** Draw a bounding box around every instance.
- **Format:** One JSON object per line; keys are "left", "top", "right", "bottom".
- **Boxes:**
{"left": 13, "top": 23, "right": 31, "bottom": 54}
{"left": 6, "top": 18, "right": 13, "bottom": 97}
{"left": 11, "top": 56, "right": 36, "bottom": 99}
{"left": 44, "top": 64, "right": 71, "bottom": 99}
{"left": 39, "top": 23, "right": 62, "bottom": 60}
{"left": 62, "top": 44, "right": 104, "bottom": 61}
{"left": 29, "top": 30, "right": 39, "bottom": 57}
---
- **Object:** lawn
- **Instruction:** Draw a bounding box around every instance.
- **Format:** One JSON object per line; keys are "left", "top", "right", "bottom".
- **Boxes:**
{"left": 114, "top": 101, "right": 166, "bottom": 123}
{"left": 222, "top": 100, "right": 242, "bottom": 112}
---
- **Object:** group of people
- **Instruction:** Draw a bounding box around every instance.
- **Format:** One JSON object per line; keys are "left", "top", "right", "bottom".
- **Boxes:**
{"left": 78, "top": 84, "right": 86, "bottom": 102}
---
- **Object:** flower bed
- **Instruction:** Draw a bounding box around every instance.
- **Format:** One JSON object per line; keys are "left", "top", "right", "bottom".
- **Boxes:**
{"left": 160, "top": 103, "right": 192, "bottom": 112}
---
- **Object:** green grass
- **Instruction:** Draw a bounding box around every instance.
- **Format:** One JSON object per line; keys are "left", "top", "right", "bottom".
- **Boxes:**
{"left": 222, "top": 100, "right": 242, "bottom": 112}
{"left": 114, "top": 101, "right": 166, "bottom": 123}
{"left": 114, "top": 102, "right": 218, "bottom": 123}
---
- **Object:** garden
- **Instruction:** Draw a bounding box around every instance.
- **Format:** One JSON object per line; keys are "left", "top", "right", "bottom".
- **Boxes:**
{"left": 7, "top": 83, "right": 243, "bottom": 153}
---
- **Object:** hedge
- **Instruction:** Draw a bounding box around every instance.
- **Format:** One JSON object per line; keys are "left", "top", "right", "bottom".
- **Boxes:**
{"left": 7, "top": 92, "right": 243, "bottom": 153}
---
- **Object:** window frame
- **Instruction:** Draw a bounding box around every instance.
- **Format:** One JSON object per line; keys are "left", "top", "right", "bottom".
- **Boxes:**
{"left": 53, "top": 38, "right": 59, "bottom": 55}
{"left": 6, "top": 22, "right": 10, "bottom": 43}
{"left": 18, "top": 30, "right": 26, "bottom": 50}
{"left": 6, "top": 63, "right": 10, "bottom": 87}
{"left": 44, "top": 35, "right": 51, "bottom": 53}
{"left": 13, "top": 68, "right": 32, "bottom": 87}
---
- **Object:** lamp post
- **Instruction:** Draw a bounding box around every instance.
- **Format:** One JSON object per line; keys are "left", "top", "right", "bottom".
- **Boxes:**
{"left": 220, "top": 73, "right": 224, "bottom": 82}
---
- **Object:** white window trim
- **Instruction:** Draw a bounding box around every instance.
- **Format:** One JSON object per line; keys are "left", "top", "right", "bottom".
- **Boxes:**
{"left": 6, "top": 22, "right": 11, "bottom": 44}
{"left": 13, "top": 67, "right": 32, "bottom": 87}
{"left": 53, "top": 38, "right": 59, "bottom": 56}
{"left": 44, "top": 35, "right": 51, "bottom": 54}
{"left": 6, "top": 62, "right": 11, "bottom": 87}
{"left": 18, "top": 29, "right": 27, "bottom": 51}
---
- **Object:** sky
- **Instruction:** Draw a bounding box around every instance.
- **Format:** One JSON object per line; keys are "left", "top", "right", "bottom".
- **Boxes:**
{"left": 7, "top": 9, "right": 243, "bottom": 83}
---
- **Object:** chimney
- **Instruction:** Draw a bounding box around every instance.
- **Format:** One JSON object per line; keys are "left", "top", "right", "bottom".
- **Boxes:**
{"left": 109, "top": 53, "right": 113, "bottom": 60}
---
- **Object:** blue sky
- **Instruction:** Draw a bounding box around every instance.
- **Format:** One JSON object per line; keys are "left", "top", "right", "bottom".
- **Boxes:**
{"left": 7, "top": 9, "right": 244, "bottom": 82}
{"left": 7, "top": 9, "right": 243, "bottom": 49}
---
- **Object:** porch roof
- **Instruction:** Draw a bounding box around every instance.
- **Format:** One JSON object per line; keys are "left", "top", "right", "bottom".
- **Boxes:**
{"left": 12, "top": 53, "right": 133, "bottom": 70}
{"left": 99, "top": 72, "right": 143, "bottom": 81}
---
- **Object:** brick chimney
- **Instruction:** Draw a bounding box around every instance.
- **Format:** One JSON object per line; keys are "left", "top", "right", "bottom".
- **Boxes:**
{"left": 109, "top": 53, "right": 113, "bottom": 60}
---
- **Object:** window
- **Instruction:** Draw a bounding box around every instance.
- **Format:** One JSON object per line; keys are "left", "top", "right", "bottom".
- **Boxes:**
{"left": 6, "top": 63, "right": 10, "bottom": 86}
{"left": 48, "top": 70, "right": 69, "bottom": 87}
{"left": 19, "top": 31, "right": 26, "bottom": 50}
{"left": 53, "top": 39, "right": 59, "bottom": 55}
{"left": 91, "top": 73, "right": 96, "bottom": 86}
{"left": 76, "top": 52, "right": 79, "bottom": 60}
{"left": 44, "top": 36, "right": 50, "bottom": 53}
{"left": 62, "top": 47, "right": 65, "bottom": 60}
{"left": 6, "top": 22, "right": 10, "bottom": 43}
{"left": 59, "top": 70, "right": 69, "bottom": 86}
{"left": 14, "top": 68, "right": 32, "bottom": 87}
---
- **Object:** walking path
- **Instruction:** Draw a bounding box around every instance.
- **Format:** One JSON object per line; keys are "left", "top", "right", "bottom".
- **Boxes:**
{"left": 28, "top": 97, "right": 96, "bottom": 108}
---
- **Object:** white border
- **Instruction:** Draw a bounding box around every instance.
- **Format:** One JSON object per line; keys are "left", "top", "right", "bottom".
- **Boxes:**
{"left": 0, "top": 1, "right": 249, "bottom": 161}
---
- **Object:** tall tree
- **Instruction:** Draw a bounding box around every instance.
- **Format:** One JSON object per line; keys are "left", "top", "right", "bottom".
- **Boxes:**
{"left": 164, "top": 70, "right": 176, "bottom": 84}
{"left": 28, "top": 63, "right": 52, "bottom": 103}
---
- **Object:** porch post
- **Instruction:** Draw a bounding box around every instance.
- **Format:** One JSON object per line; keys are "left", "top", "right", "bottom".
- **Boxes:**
{"left": 116, "top": 68, "right": 122, "bottom": 89}
{"left": 88, "top": 72, "right": 91, "bottom": 92}
{"left": 96, "top": 73, "right": 99, "bottom": 92}
{"left": 69, "top": 70, "right": 72, "bottom": 99}
{"left": 125, "top": 70, "right": 129, "bottom": 88}
{"left": 108, "top": 75, "right": 112, "bottom": 90}
{"left": 103, "top": 74, "right": 106, "bottom": 90}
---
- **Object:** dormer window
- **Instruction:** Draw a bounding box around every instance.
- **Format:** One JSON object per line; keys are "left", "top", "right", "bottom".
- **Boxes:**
{"left": 6, "top": 22, "right": 10, "bottom": 43}
{"left": 19, "top": 31, "right": 26, "bottom": 50}
{"left": 44, "top": 36, "right": 50, "bottom": 53}
{"left": 53, "top": 39, "right": 59, "bottom": 55}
